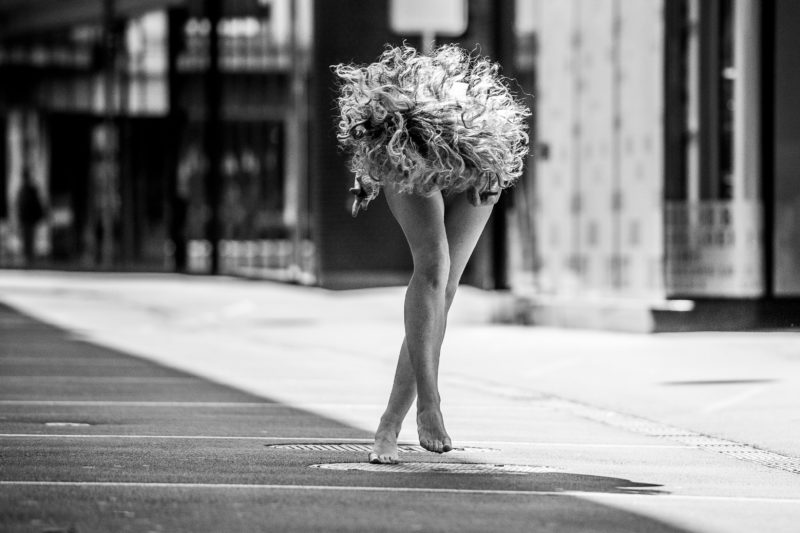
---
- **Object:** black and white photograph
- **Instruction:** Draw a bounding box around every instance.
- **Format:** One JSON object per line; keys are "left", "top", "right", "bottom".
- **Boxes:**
{"left": 1, "top": 0, "right": 799, "bottom": 531}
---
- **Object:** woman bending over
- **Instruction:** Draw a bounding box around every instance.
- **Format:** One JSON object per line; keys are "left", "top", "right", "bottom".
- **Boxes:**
{"left": 333, "top": 44, "right": 530, "bottom": 463}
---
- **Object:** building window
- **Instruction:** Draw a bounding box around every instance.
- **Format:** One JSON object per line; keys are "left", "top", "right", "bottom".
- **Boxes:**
{"left": 665, "top": 0, "right": 736, "bottom": 201}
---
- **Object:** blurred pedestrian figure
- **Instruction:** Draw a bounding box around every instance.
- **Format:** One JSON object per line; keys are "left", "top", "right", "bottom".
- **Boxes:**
{"left": 16, "top": 170, "right": 45, "bottom": 267}
{"left": 334, "top": 45, "right": 530, "bottom": 463}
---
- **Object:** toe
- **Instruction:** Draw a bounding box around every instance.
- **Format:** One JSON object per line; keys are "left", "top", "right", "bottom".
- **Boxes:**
{"left": 442, "top": 439, "right": 453, "bottom": 453}
{"left": 368, "top": 452, "right": 381, "bottom": 464}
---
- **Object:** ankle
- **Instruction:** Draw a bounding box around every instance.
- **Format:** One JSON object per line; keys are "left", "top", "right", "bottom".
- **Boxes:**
{"left": 416, "top": 395, "right": 441, "bottom": 412}
{"left": 378, "top": 413, "right": 404, "bottom": 431}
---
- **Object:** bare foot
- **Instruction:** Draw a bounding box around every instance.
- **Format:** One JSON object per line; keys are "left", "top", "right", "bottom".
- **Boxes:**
{"left": 369, "top": 418, "right": 401, "bottom": 464}
{"left": 417, "top": 408, "right": 452, "bottom": 454}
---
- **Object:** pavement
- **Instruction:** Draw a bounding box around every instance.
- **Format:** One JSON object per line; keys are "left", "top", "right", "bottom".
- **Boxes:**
{"left": 0, "top": 270, "right": 799, "bottom": 533}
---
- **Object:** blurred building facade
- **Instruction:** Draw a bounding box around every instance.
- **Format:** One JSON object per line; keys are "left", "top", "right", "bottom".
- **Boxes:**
{"left": 0, "top": 0, "right": 515, "bottom": 290}
{"left": 0, "top": 0, "right": 313, "bottom": 279}
{"left": 1, "top": 0, "right": 798, "bottom": 329}
{"left": 509, "top": 0, "right": 800, "bottom": 329}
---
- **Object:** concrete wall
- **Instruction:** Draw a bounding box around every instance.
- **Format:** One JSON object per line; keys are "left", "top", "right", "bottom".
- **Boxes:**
{"left": 530, "top": 0, "right": 664, "bottom": 298}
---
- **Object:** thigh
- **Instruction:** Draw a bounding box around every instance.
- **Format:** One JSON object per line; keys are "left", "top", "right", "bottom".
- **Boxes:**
{"left": 443, "top": 191, "right": 494, "bottom": 282}
{"left": 383, "top": 184, "right": 448, "bottom": 259}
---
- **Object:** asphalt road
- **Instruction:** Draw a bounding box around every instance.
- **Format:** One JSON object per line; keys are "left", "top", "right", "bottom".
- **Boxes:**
{"left": 1, "top": 302, "right": 696, "bottom": 533}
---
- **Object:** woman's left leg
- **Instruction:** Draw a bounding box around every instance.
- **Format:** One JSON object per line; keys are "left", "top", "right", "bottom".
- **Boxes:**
{"left": 370, "top": 191, "right": 495, "bottom": 463}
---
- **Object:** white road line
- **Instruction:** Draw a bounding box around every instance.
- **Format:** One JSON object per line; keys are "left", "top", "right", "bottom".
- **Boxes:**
{"left": 0, "top": 434, "right": 693, "bottom": 448}
{"left": 1, "top": 481, "right": 799, "bottom": 504}
{"left": 0, "top": 358, "right": 143, "bottom": 365}
{"left": 0, "top": 377, "right": 200, "bottom": 383}
{"left": 0, "top": 401, "right": 274, "bottom": 407}
{"left": 0, "top": 434, "right": 322, "bottom": 441}
{"left": 0, "top": 401, "right": 383, "bottom": 408}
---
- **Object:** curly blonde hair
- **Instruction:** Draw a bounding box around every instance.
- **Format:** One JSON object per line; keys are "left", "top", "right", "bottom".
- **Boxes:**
{"left": 333, "top": 44, "right": 531, "bottom": 200}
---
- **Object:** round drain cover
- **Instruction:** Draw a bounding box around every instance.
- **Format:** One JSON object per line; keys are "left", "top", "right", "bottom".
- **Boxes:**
{"left": 266, "top": 443, "right": 497, "bottom": 453}
{"left": 310, "top": 462, "right": 555, "bottom": 475}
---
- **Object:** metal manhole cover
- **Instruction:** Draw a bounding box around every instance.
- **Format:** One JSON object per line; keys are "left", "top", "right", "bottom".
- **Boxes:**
{"left": 265, "top": 443, "right": 498, "bottom": 453}
{"left": 310, "top": 462, "right": 556, "bottom": 475}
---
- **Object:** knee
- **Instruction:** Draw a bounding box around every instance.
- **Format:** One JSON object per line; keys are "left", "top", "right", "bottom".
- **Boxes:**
{"left": 412, "top": 248, "right": 450, "bottom": 291}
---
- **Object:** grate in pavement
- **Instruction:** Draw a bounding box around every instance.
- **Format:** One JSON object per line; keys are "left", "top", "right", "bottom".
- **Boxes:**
{"left": 265, "top": 443, "right": 498, "bottom": 453}
{"left": 310, "top": 462, "right": 556, "bottom": 474}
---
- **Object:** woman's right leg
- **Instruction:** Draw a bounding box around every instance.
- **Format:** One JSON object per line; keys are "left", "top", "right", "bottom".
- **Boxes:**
{"left": 373, "top": 185, "right": 452, "bottom": 459}
{"left": 371, "top": 338, "right": 416, "bottom": 463}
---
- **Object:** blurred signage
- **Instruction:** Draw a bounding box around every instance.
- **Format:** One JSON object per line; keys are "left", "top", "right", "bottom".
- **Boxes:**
{"left": 665, "top": 200, "right": 764, "bottom": 297}
{"left": 389, "top": 0, "right": 467, "bottom": 36}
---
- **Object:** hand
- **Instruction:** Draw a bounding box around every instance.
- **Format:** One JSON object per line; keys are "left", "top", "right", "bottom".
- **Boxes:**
{"left": 467, "top": 184, "right": 501, "bottom": 207}
{"left": 351, "top": 196, "right": 369, "bottom": 217}
{"left": 349, "top": 175, "right": 380, "bottom": 217}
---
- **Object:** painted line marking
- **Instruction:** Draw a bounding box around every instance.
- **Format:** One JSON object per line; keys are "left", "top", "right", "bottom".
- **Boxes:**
{"left": 0, "top": 401, "right": 275, "bottom": 407}
{"left": 0, "top": 358, "right": 145, "bottom": 365}
{"left": 0, "top": 481, "right": 799, "bottom": 504}
{"left": 0, "top": 377, "right": 200, "bottom": 384}
{"left": 0, "top": 401, "right": 385, "bottom": 408}
{"left": 0, "top": 434, "right": 692, "bottom": 448}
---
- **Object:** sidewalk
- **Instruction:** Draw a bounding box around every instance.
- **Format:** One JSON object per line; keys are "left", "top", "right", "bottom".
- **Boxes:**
{"left": 2, "top": 270, "right": 799, "bottom": 532}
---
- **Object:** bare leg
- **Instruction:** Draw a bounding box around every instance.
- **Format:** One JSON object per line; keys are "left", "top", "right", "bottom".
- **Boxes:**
{"left": 384, "top": 186, "right": 450, "bottom": 454}
{"left": 370, "top": 190, "right": 495, "bottom": 462}
{"left": 370, "top": 339, "right": 416, "bottom": 462}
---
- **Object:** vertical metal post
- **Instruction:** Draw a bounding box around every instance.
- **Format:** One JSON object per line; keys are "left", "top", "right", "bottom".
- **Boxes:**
{"left": 204, "top": 0, "right": 222, "bottom": 274}
{"left": 699, "top": 0, "right": 721, "bottom": 199}
{"left": 287, "top": 0, "right": 309, "bottom": 281}
{"left": 120, "top": 20, "right": 134, "bottom": 265}
{"left": 168, "top": 8, "right": 188, "bottom": 272}
{"left": 760, "top": 0, "right": 774, "bottom": 297}
{"left": 490, "top": 0, "right": 515, "bottom": 290}
{"left": 102, "top": 0, "right": 116, "bottom": 268}
{"left": 664, "top": 0, "right": 688, "bottom": 201}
